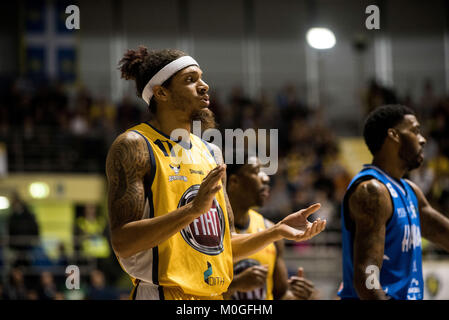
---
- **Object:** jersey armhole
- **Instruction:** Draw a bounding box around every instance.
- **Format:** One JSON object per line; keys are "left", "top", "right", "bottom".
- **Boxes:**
{"left": 130, "top": 130, "right": 160, "bottom": 286}
{"left": 200, "top": 139, "right": 218, "bottom": 164}
{"left": 131, "top": 130, "right": 157, "bottom": 215}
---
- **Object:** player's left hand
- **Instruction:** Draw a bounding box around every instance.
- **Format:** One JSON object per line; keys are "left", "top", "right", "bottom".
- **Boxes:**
{"left": 288, "top": 267, "right": 315, "bottom": 300}
{"left": 275, "top": 203, "right": 326, "bottom": 242}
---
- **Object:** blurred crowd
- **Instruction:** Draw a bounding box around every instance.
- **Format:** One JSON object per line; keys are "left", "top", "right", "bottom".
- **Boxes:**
{"left": 1, "top": 76, "right": 449, "bottom": 299}
{"left": 0, "top": 79, "right": 141, "bottom": 172}
{"left": 0, "top": 265, "right": 127, "bottom": 300}
{"left": 0, "top": 193, "right": 128, "bottom": 300}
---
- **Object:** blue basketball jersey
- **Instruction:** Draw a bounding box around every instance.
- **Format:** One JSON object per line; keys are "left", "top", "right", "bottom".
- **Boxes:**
{"left": 338, "top": 164, "right": 423, "bottom": 300}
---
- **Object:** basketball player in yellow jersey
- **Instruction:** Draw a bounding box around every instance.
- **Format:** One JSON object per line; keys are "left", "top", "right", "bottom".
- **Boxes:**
{"left": 224, "top": 156, "right": 316, "bottom": 300}
{"left": 106, "top": 46, "right": 326, "bottom": 300}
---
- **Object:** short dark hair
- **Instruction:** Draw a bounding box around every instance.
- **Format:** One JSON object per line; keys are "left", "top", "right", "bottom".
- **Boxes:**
{"left": 363, "top": 104, "right": 415, "bottom": 155}
{"left": 118, "top": 46, "right": 186, "bottom": 113}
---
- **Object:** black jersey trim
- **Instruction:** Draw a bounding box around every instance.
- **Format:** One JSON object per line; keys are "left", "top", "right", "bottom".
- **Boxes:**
{"left": 144, "top": 121, "right": 192, "bottom": 150}
{"left": 200, "top": 139, "right": 217, "bottom": 163}
{"left": 131, "top": 130, "right": 159, "bottom": 285}
{"left": 131, "top": 280, "right": 140, "bottom": 300}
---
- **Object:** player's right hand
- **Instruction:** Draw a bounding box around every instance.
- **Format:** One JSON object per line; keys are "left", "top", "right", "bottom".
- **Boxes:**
{"left": 190, "top": 164, "right": 226, "bottom": 217}
{"left": 233, "top": 265, "right": 268, "bottom": 292}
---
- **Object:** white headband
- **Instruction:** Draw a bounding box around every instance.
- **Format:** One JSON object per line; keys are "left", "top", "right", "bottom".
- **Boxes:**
{"left": 141, "top": 56, "right": 199, "bottom": 105}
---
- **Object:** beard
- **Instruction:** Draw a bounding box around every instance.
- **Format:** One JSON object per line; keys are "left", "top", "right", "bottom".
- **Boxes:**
{"left": 398, "top": 143, "right": 423, "bottom": 171}
{"left": 190, "top": 108, "right": 217, "bottom": 132}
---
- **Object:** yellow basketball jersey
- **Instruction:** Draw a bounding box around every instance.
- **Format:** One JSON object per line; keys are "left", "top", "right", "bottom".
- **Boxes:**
{"left": 118, "top": 122, "right": 233, "bottom": 298}
{"left": 233, "top": 209, "right": 277, "bottom": 300}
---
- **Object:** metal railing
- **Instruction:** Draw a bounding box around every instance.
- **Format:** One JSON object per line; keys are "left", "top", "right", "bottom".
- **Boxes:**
{"left": 0, "top": 234, "right": 100, "bottom": 287}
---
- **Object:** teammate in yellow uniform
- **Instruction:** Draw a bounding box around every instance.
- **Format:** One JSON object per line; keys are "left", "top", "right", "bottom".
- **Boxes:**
{"left": 232, "top": 208, "right": 278, "bottom": 300}
{"left": 106, "top": 46, "right": 326, "bottom": 300}
{"left": 224, "top": 156, "right": 316, "bottom": 300}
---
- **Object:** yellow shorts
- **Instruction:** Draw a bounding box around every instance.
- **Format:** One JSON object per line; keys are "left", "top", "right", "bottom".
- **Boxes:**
{"left": 163, "top": 286, "right": 224, "bottom": 300}
{"left": 130, "top": 282, "right": 223, "bottom": 300}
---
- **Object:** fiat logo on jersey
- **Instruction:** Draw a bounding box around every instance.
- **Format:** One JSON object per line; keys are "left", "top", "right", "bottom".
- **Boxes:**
{"left": 178, "top": 185, "right": 225, "bottom": 255}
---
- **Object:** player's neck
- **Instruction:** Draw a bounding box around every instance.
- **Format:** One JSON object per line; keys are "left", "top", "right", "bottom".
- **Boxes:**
{"left": 372, "top": 153, "right": 406, "bottom": 180}
{"left": 230, "top": 200, "right": 251, "bottom": 229}
{"left": 151, "top": 111, "right": 191, "bottom": 143}
{"left": 234, "top": 210, "right": 250, "bottom": 230}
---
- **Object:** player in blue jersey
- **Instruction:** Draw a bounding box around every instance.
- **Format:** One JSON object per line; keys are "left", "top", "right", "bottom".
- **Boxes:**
{"left": 339, "top": 104, "right": 449, "bottom": 300}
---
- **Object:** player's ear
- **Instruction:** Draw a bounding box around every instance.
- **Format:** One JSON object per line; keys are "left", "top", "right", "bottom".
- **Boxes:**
{"left": 387, "top": 128, "right": 400, "bottom": 143}
{"left": 153, "top": 85, "right": 169, "bottom": 102}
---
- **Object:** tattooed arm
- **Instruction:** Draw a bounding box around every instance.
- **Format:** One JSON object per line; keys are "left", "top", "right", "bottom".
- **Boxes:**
{"left": 106, "top": 132, "right": 226, "bottom": 258}
{"left": 349, "top": 179, "right": 392, "bottom": 300}
{"left": 406, "top": 179, "right": 449, "bottom": 252}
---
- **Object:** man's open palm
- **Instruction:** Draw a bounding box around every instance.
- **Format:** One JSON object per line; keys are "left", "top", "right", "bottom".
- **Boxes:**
{"left": 277, "top": 203, "right": 326, "bottom": 242}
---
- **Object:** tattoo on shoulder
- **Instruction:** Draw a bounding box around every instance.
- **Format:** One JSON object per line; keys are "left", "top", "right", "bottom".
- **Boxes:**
{"left": 106, "top": 132, "right": 150, "bottom": 230}
{"left": 356, "top": 183, "right": 381, "bottom": 212}
{"left": 350, "top": 180, "right": 391, "bottom": 222}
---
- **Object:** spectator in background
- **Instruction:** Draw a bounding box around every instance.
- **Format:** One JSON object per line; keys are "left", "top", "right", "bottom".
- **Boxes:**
{"left": 54, "top": 292, "right": 65, "bottom": 300}
{"left": 75, "top": 204, "right": 110, "bottom": 263}
{"left": 430, "top": 98, "right": 449, "bottom": 157}
{"left": 5, "top": 266, "right": 28, "bottom": 300}
{"left": 116, "top": 95, "right": 142, "bottom": 133}
{"left": 0, "top": 282, "right": 8, "bottom": 300}
{"left": 363, "top": 79, "right": 398, "bottom": 116}
{"left": 73, "top": 204, "right": 123, "bottom": 288}
{"left": 427, "top": 146, "right": 449, "bottom": 205}
{"left": 55, "top": 242, "right": 70, "bottom": 267}
{"left": 259, "top": 173, "right": 292, "bottom": 222}
{"left": 226, "top": 86, "right": 251, "bottom": 129}
{"left": 418, "top": 79, "right": 438, "bottom": 119}
{"left": 410, "top": 161, "right": 435, "bottom": 197}
{"left": 86, "top": 269, "right": 117, "bottom": 300}
{"left": 7, "top": 193, "right": 40, "bottom": 267}
{"left": 206, "top": 89, "right": 224, "bottom": 125}
{"left": 240, "top": 104, "right": 257, "bottom": 130}
{"left": 256, "top": 91, "right": 282, "bottom": 130}
{"left": 276, "top": 84, "right": 308, "bottom": 154}
{"left": 70, "top": 104, "right": 90, "bottom": 137}
{"left": 89, "top": 97, "right": 117, "bottom": 145}
{"left": 37, "top": 271, "right": 59, "bottom": 300}
{"left": 276, "top": 83, "right": 307, "bottom": 116}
